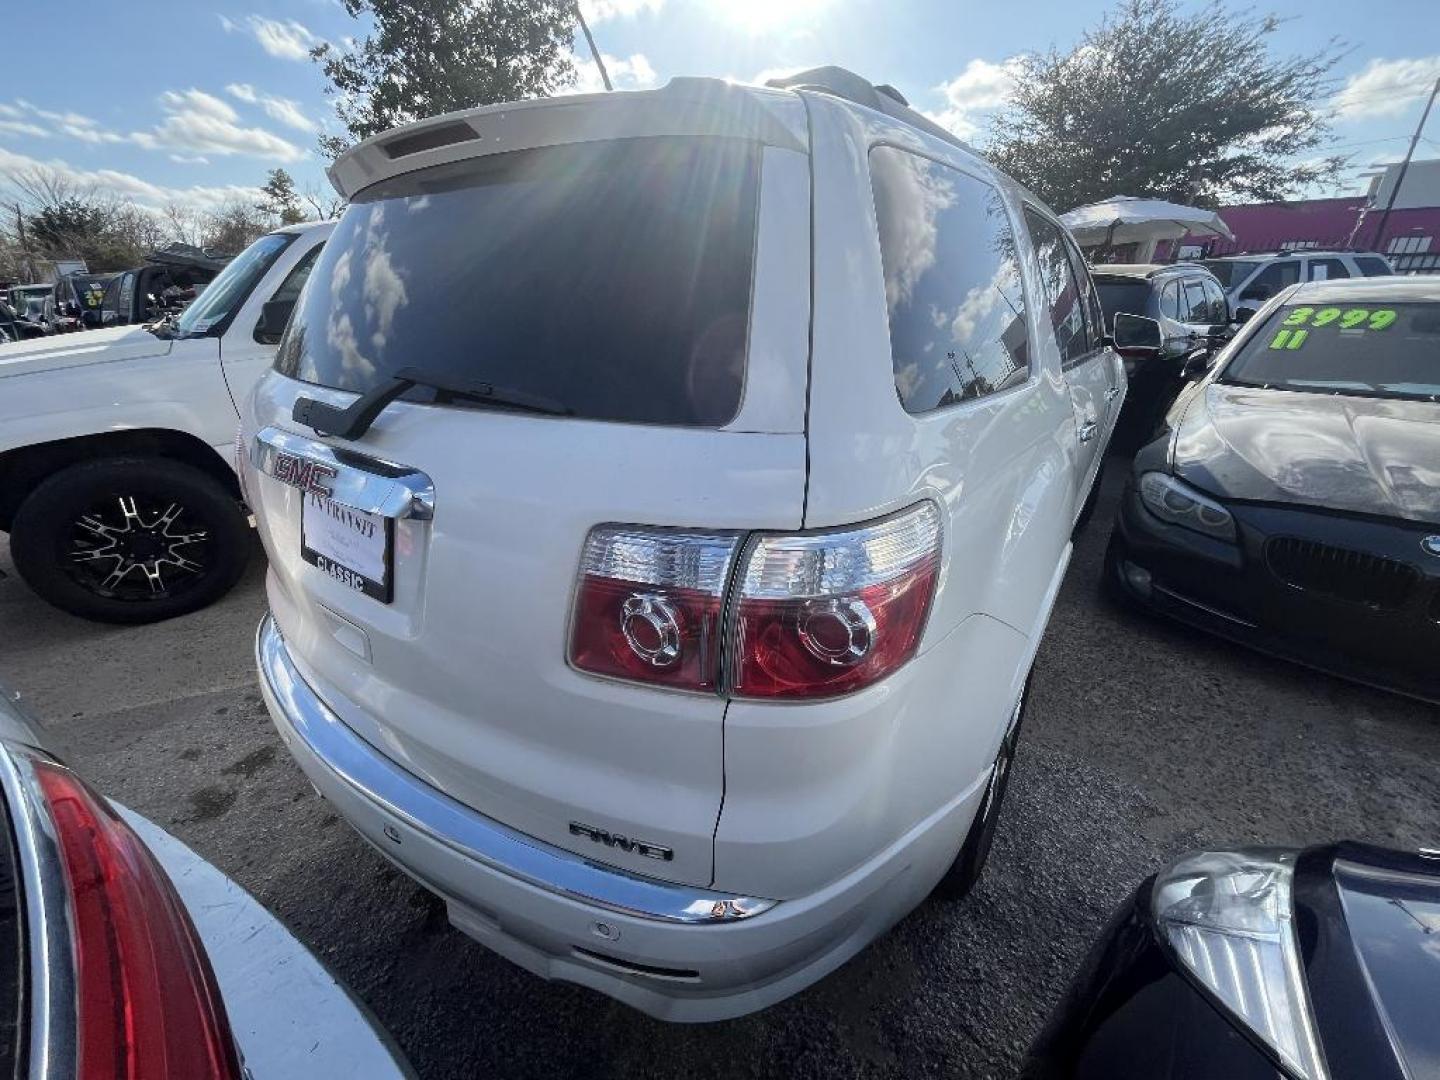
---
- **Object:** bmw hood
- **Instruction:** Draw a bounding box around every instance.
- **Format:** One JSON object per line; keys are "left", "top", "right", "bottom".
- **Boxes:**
{"left": 0, "top": 324, "right": 172, "bottom": 380}
{"left": 1172, "top": 383, "right": 1440, "bottom": 525}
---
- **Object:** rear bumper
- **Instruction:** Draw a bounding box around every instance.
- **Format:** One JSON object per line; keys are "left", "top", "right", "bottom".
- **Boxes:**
{"left": 256, "top": 614, "right": 955, "bottom": 1021}
{"left": 1108, "top": 482, "right": 1440, "bottom": 705}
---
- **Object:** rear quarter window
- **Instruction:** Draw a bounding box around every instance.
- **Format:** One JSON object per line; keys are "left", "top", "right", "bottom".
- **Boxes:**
{"left": 869, "top": 147, "right": 1029, "bottom": 413}
{"left": 277, "top": 137, "right": 762, "bottom": 428}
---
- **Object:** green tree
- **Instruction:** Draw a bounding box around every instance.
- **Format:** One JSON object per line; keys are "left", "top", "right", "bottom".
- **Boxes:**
{"left": 256, "top": 168, "right": 308, "bottom": 226}
{"left": 313, "top": 0, "right": 578, "bottom": 159}
{"left": 987, "top": 0, "right": 1348, "bottom": 211}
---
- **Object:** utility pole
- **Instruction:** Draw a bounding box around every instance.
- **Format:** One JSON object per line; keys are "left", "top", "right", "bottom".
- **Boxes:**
{"left": 574, "top": 2, "right": 612, "bottom": 92}
{"left": 1369, "top": 75, "right": 1439, "bottom": 254}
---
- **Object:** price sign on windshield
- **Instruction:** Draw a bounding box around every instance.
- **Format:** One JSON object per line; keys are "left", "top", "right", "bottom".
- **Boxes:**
{"left": 1268, "top": 307, "right": 1397, "bottom": 350}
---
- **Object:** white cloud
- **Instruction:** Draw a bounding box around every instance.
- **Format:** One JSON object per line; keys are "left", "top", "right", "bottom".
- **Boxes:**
{"left": 226, "top": 83, "right": 316, "bottom": 132}
{"left": 1, "top": 100, "right": 125, "bottom": 145}
{"left": 566, "top": 52, "right": 659, "bottom": 95}
{"left": 1334, "top": 57, "right": 1440, "bottom": 120}
{"left": 0, "top": 120, "right": 48, "bottom": 139}
{"left": 132, "top": 88, "right": 306, "bottom": 162}
{"left": 580, "top": 0, "right": 663, "bottom": 23}
{"left": 0, "top": 145, "right": 262, "bottom": 213}
{"left": 222, "top": 15, "right": 324, "bottom": 61}
{"left": 925, "top": 58, "right": 1022, "bottom": 140}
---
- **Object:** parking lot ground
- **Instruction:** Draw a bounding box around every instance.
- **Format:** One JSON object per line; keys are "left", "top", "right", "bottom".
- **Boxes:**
{"left": 3, "top": 459, "right": 1438, "bottom": 1080}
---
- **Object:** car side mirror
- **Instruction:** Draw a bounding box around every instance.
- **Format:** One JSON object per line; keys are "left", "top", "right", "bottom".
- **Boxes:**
{"left": 1232, "top": 307, "right": 1256, "bottom": 325}
{"left": 1107, "top": 312, "right": 1164, "bottom": 359}
{"left": 255, "top": 297, "right": 296, "bottom": 345}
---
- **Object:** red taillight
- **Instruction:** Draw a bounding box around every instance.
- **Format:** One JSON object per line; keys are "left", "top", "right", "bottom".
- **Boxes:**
{"left": 569, "top": 504, "right": 942, "bottom": 700}
{"left": 569, "top": 527, "right": 741, "bottom": 692}
{"left": 34, "top": 762, "right": 242, "bottom": 1080}
{"left": 731, "top": 503, "right": 942, "bottom": 699}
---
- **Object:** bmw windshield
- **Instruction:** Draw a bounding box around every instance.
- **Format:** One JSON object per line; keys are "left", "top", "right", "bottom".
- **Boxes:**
{"left": 1222, "top": 301, "right": 1440, "bottom": 402}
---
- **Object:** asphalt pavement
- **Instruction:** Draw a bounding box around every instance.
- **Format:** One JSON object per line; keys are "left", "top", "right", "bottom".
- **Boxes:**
{"left": 2, "top": 459, "right": 1437, "bottom": 1079}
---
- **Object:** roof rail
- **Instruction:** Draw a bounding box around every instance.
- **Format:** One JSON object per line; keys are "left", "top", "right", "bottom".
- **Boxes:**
{"left": 765, "top": 66, "right": 978, "bottom": 156}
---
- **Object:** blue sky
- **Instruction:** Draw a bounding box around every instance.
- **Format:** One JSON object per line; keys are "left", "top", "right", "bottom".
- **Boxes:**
{"left": 1, "top": 0, "right": 1436, "bottom": 216}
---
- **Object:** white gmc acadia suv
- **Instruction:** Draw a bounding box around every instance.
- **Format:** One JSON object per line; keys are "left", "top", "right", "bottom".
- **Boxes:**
{"left": 245, "top": 68, "right": 1125, "bottom": 1020}
{"left": 0, "top": 221, "right": 330, "bottom": 622}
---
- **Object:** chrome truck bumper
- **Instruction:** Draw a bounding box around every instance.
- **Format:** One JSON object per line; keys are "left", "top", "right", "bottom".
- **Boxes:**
{"left": 255, "top": 613, "right": 951, "bottom": 1021}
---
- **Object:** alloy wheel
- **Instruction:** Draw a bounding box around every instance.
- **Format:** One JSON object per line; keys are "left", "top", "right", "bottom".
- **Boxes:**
{"left": 64, "top": 494, "right": 211, "bottom": 602}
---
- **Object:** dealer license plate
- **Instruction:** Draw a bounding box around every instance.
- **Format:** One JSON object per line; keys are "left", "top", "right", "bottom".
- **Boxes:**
{"left": 300, "top": 493, "right": 392, "bottom": 603}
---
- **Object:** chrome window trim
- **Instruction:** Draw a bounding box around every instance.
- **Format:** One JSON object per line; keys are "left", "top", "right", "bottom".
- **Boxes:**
{"left": 251, "top": 426, "right": 435, "bottom": 521}
{"left": 256, "top": 615, "right": 776, "bottom": 925}
{"left": 0, "top": 738, "right": 77, "bottom": 1080}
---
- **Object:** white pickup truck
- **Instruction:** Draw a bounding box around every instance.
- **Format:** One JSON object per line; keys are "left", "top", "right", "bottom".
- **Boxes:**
{"left": 0, "top": 221, "right": 330, "bottom": 622}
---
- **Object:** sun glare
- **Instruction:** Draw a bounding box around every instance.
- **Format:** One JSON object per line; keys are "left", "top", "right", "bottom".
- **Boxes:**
{"left": 712, "top": 0, "right": 832, "bottom": 32}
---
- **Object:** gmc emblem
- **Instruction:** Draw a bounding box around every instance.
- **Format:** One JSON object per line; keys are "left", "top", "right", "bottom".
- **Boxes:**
{"left": 569, "top": 821, "right": 674, "bottom": 861}
{"left": 272, "top": 452, "right": 338, "bottom": 498}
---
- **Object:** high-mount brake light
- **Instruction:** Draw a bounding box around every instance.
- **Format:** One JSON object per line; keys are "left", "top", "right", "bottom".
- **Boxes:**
{"left": 730, "top": 503, "right": 942, "bottom": 699}
{"left": 33, "top": 761, "right": 243, "bottom": 1080}
{"left": 569, "top": 527, "right": 741, "bottom": 692}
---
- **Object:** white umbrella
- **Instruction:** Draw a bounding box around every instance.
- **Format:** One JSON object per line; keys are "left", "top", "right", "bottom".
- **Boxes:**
{"left": 1060, "top": 196, "right": 1234, "bottom": 259}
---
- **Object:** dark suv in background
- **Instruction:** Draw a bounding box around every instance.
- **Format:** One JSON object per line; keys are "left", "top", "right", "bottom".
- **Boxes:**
{"left": 1092, "top": 263, "right": 1230, "bottom": 443}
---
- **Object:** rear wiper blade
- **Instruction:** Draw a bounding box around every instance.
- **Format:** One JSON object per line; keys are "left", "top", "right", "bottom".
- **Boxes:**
{"left": 293, "top": 367, "right": 572, "bottom": 440}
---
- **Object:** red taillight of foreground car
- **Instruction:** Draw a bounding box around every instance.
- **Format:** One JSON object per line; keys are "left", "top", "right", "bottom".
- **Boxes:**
{"left": 569, "top": 527, "right": 742, "bottom": 692}
{"left": 33, "top": 762, "right": 242, "bottom": 1080}
{"left": 730, "top": 502, "right": 942, "bottom": 699}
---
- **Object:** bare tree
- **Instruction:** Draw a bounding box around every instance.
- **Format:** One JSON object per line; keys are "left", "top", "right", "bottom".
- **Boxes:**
{"left": 161, "top": 203, "right": 206, "bottom": 246}
{"left": 302, "top": 183, "right": 346, "bottom": 221}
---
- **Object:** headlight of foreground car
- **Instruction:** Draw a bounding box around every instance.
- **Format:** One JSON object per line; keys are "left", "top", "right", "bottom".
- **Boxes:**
{"left": 1138, "top": 472, "right": 1237, "bottom": 542}
{"left": 1153, "top": 850, "right": 1328, "bottom": 1080}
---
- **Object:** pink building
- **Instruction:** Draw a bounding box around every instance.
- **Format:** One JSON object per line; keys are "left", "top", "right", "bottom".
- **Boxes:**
{"left": 1163, "top": 159, "right": 1440, "bottom": 273}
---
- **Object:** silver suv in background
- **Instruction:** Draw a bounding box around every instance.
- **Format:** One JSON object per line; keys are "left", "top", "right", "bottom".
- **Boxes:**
{"left": 1202, "top": 250, "right": 1393, "bottom": 317}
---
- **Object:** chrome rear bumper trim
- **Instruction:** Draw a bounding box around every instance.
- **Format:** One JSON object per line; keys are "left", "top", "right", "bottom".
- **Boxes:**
{"left": 255, "top": 615, "right": 776, "bottom": 924}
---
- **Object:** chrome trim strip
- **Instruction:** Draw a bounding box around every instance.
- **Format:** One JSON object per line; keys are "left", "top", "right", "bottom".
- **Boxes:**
{"left": 251, "top": 426, "right": 435, "bottom": 521}
{"left": 255, "top": 615, "right": 776, "bottom": 924}
{"left": 0, "top": 737, "right": 77, "bottom": 1080}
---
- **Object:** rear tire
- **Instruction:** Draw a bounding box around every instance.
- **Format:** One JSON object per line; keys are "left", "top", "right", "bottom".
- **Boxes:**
{"left": 10, "top": 457, "right": 250, "bottom": 624}
{"left": 931, "top": 674, "right": 1030, "bottom": 901}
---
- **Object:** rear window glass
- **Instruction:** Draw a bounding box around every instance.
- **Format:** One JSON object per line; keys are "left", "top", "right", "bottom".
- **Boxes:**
{"left": 869, "top": 147, "right": 1029, "bottom": 413}
{"left": 277, "top": 137, "right": 762, "bottom": 427}
{"left": 1095, "top": 280, "right": 1151, "bottom": 325}
{"left": 1355, "top": 256, "right": 1393, "bottom": 277}
{"left": 1222, "top": 301, "right": 1440, "bottom": 402}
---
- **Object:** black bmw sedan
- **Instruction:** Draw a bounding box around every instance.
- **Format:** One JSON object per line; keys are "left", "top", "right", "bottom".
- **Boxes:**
{"left": 1024, "top": 843, "right": 1440, "bottom": 1080}
{"left": 1105, "top": 276, "right": 1440, "bottom": 703}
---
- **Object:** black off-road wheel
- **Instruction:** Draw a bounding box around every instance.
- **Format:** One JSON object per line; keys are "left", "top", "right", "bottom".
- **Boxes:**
{"left": 10, "top": 458, "right": 250, "bottom": 624}
{"left": 931, "top": 675, "right": 1030, "bottom": 901}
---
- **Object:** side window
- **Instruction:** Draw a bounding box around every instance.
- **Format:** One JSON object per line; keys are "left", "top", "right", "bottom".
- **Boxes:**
{"left": 1182, "top": 280, "right": 1209, "bottom": 323}
{"left": 1061, "top": 236, "right": 1104, "bottom": 350}
{"left": 1307, "top": 258, "right": 1350, "bottom": 281}
{"left": 1203, "top": 279, "right": 1228, "bottom": 323}
{"left": 1159, "top": 282, "right": 1181, "bottom": 320}
{"left": 1024, "top": 208, "right": 1088, "bottom": 367}
{"left": 1354, "top": 256, "right": 1393, "bottom": 277}
{"left": 269, "top": 243, "right": 323, "bottom": 306}
{"left": 870, "top": 147, "right": 1029, "bottom": 413}
{"left": 1246, "top": 261, "right": 1300, "bottom": 297}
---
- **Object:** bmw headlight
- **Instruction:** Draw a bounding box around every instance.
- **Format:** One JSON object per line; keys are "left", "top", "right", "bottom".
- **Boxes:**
{"left": 1139, "top": 472, "right": 1237, "bottom": 541}
{"left": 1153, "top": 850, "right": 1328, "bottom": 1080}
